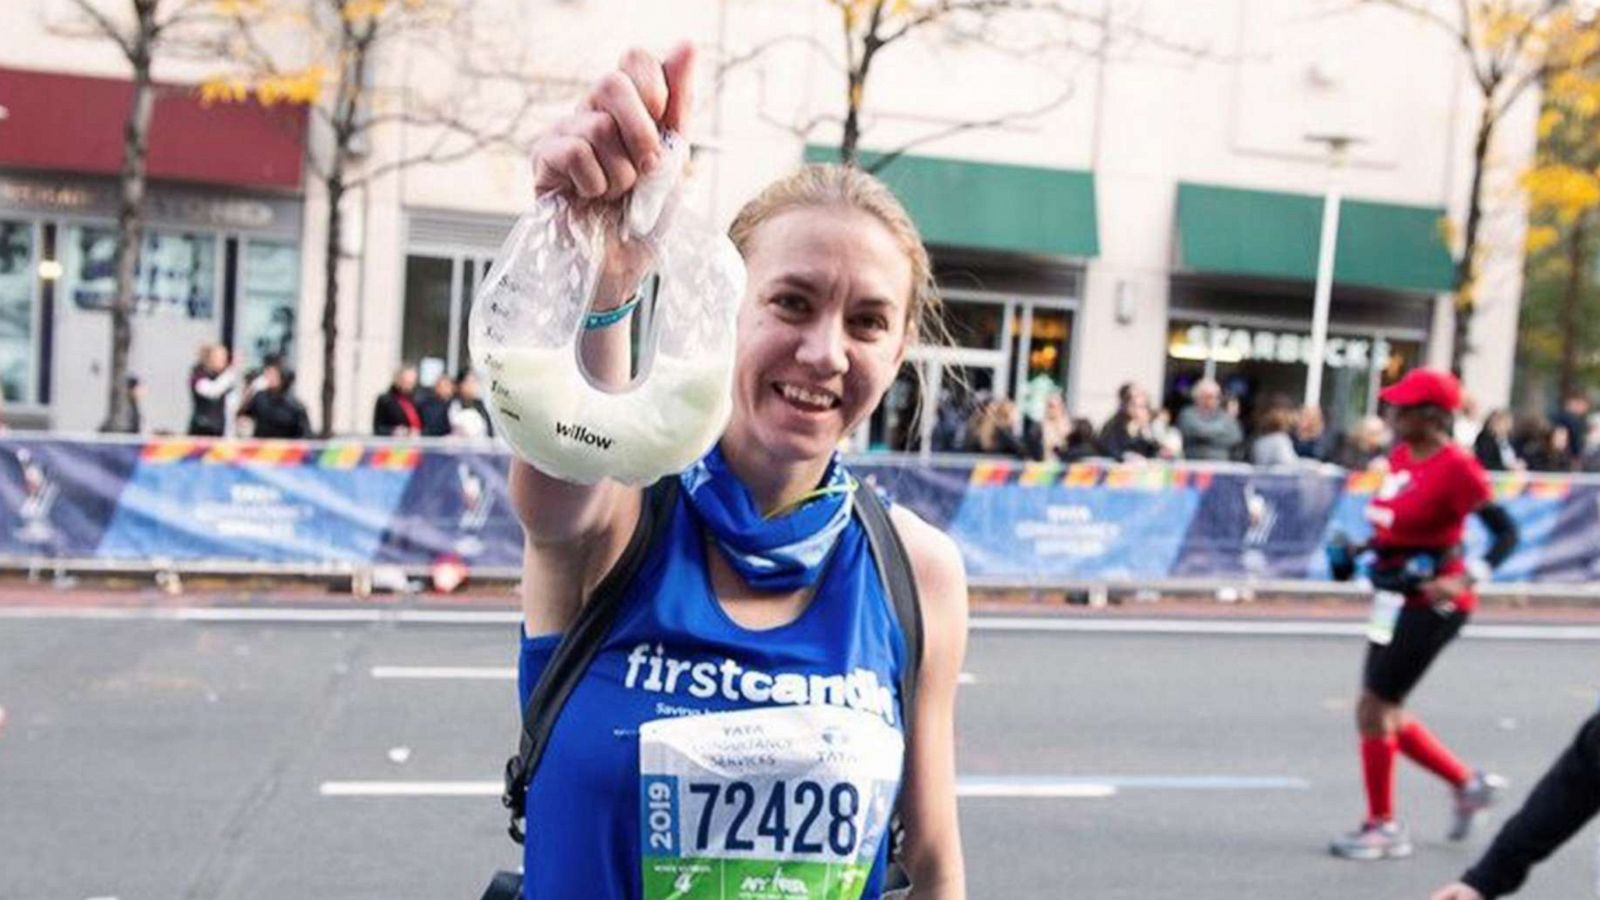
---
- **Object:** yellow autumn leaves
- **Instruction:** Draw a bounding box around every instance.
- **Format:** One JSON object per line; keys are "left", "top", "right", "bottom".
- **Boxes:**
{"left": 1522, "top": 55, "right": 1600, "bottom": 253}
{"left": 830, "top": 0, "right": 924, "bottom": 29}
{"left": 200, "top": 66, "right": 328, "bottom": 106}
{"left": 194, "top": 0, "right": 440, "bottom": 110}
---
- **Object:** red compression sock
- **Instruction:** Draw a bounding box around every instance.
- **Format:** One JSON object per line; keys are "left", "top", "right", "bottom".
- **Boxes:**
{"left": 1360, "top": 734, "right": 1398, "bottom": 823}
{"left": 1397, "top": 719, "right": 1472, "bottom": 789}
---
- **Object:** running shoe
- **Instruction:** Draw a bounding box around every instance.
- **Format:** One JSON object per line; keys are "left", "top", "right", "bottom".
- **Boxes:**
{"left": 1329, "top": 820, "right": 1414, "bottom": 860}
{"left": 1448, "top": 770, "right": 1506, "bottom": 842}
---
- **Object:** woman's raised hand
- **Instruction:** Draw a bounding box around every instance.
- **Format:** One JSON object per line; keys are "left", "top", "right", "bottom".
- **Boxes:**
{"left": 532, "top": 43, "right": 696, "bottom": 203}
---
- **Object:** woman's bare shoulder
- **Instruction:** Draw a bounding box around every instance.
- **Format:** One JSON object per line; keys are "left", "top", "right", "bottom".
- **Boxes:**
{"left": 886, "top": 501, "right": 968, "bottom": 626}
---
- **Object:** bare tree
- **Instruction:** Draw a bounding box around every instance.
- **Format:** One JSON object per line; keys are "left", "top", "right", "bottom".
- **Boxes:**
{"left": 1364, "top": 0, "right": 1600, "bottom": 375}
{"left": 211, "top": 0, "right": 573, "bottom": 435}
{"left": 52, "top": 0, "right": 222, "bottom": 431}
{"left": 723, "top": 0, "right": 1206, "bottom": 173}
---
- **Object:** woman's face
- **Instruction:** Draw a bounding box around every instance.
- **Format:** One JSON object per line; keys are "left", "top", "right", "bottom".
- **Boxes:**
{"left": 726, "top": 206, "right": 913, "bottom": 464}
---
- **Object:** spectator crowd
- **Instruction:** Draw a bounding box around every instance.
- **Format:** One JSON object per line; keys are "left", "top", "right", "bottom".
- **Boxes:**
{"left": 97, "top": 343, "right": 497, "bottom": 443}
{"left": 107, "top": 342, "right": 1600, "bottom": 474}
{"left": 930, "top": 377, "right": 1600, "bottom": 474}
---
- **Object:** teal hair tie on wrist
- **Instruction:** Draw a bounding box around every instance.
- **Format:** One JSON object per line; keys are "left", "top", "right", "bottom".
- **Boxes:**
{"left": 469, "top": 129, "right": 744, "bottom": 486}
{"left": 583, "top": 295, "right": 640, "bottom": 330}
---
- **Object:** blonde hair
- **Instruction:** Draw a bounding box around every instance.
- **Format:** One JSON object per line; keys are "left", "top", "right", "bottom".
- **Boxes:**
{"left": 727, "top": 163, "right": 945, "bottom": 348}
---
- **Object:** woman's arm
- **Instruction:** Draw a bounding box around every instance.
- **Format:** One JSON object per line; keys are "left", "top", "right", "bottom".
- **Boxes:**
{"left": 1474, "top": 502, "right": 1519, "bottom": 571}
{"left": 890, "top": 506, "right": 970, "bottom": 898}
{"left": 192, "top": 368, "right": 236, "bottom": 400}
{"left": 512, "top": 44, "right": 696, "bottom": 635}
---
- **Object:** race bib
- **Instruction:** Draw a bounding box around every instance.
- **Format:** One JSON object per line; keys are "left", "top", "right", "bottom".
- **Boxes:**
{"left": 639, "top": 705, "right": 904, "bottom": 900}
{"left": 1368, "top": 591, "right": 1404, "bottom": 646}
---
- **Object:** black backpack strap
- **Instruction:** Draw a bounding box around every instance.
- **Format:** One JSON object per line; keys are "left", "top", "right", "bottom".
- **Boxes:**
{"left": 852, "top": 482, "right": 923, "bottom": 894}
{"left": 501, "top": 477, "right": 679, "bottom": 844}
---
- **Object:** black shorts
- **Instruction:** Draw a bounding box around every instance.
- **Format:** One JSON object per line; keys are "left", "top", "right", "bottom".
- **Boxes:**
{"left": 1363, "top": 604, "right": 1469, "bottom": 703}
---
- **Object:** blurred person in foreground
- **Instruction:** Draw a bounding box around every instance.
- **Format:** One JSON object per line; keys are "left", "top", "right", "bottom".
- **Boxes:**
{"left": 448, "top": 368, "right": 495, "bottom": 439}
{"left": 236, "top": 362, "right": 312, "bottom": 439}
{"left": 1328, "top": 368, "right": 1518, "bottom": 862}
{"left": 187, "top": 343, "right": 237, "bottom": 437}
{"left": 1098, "top": 381, "right": 1161, "bottom": 461}
{"left": 1430, "top": 710, "right": 1600, "bottom": 899}
{"left": 1176, "top": 377, "right": 1241, "bottom": 462}
{"left": 418, "top": 373, "right": 456, "bottom": 438}
{"left": 373, "top": 365, "right": 422, "bottom": 437}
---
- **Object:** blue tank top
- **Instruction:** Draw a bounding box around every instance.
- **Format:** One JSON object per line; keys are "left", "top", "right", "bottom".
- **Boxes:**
{"left": 517, "top": 491, "right": 909, "bottom": 899}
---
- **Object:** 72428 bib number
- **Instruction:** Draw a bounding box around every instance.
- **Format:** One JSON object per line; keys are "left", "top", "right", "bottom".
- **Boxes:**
{"left": 647, "top": 778, "right": 861, "bottom": 858}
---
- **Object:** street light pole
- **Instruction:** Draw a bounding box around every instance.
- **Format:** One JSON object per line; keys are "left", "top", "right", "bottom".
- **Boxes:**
{"left": 1304, "top": 134, "right": 1359, "bottom": 410}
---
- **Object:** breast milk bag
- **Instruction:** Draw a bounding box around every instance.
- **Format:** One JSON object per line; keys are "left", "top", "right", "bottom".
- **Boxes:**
{"left": 469, "top": 133, "right": 744, "bottom": 485}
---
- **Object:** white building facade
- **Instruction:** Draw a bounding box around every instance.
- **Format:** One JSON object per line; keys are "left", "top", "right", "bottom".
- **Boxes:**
{"left": 0, "top": 0, "right": 1535, "bottom": 443}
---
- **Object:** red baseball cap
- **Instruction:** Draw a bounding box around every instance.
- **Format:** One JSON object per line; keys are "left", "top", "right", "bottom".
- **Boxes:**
{"left": 1378, "top": 367, "right": 1462, "bottom": 411}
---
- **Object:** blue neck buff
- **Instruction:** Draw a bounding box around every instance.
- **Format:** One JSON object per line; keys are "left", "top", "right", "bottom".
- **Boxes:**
{"left": 680, "top": 445, "right": 857, "bottom": 592}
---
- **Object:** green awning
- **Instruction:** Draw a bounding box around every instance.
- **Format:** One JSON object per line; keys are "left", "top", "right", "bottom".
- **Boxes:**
{"left": 803, "top": 145, "right": 1098, "bottom": 258}
{"left": 1175, "top": 182, "right": 1455, "bottom": 294}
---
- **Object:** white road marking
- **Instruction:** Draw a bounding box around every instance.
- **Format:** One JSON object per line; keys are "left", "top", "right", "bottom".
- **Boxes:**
{"left": 318, "top": 774, "right": 1305, "bottom": 799}
{"left": 972, "top": 617, "right": 1600, "bottom": 642}
{"left": 6, "top": 605, "right": 1600, "bottom": 642}
{"left": 368, "top": 666, "right": 978, "bottom": 684}
{"left": 958, "top": 779, "right": 1115, "bottom": 799}
{"left": 320, "top": 781, "right": 498, "bottom": 797}
{"left": 371, "top": 666, "right": 516, "bottom": 680}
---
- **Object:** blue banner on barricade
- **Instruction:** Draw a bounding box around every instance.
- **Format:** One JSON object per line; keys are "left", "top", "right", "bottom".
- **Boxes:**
{"left": 3, "top": 436, "right": 1599, "bottom": 589}
{"left": 374, "top": 447, "right": 524, "bottom": 569}
{"left": 1173, "top": 469, "right": 1345, "bottom": 579}
{"left": 854, "top": 462, "right": 968, "bottom": 532}
{"left": 1309, "top": 469, "right": 1584, "bottom": 583}
{"left": 923, "top": 461, "right": 1205, "bottom": 582}
{"left": 1523, "top": 484, "right": 1600, "bottom": 582}
{"left": 97, "top": 440, "right": 416, "bottom": 563}
{"left": 0, "top": 438, "right": 139, "bottom": 558}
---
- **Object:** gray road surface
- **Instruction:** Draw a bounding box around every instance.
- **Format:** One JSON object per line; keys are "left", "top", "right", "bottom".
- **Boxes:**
{"left": 2, "top": 607, "right": 1597, "bottom": 899}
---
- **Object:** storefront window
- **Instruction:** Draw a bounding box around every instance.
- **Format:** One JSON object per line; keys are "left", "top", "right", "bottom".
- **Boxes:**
{"left": 944, "top": 299, "right": 1006, "bottom": 350}
{"left": 866, "top": 294, "right": 1075, "bottom": 453}
{"left": 1014, "top": 307, "right": 1072, "bottom": 422}
{"left": 401, "top": 254, "right": 453, "bottom": 375}
{"left": 64, "top": 226, "right": 218, "bottom": 318}
{"left": 1164, "top": 319, "right": 1417, "bottom": 434}
{"left": 237, "top": 240, "right": 299, "bottom": 368}
{"left": 402, "top": 252, "right": 492, "bottom": 381}
{"left": 0, "top": 221, "right": 35, "bottom": 403}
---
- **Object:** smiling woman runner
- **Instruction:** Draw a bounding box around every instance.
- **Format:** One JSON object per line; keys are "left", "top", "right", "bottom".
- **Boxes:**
{"left": 1328, "top": 368, "right": 1520, "bottom": 861}
{"left": 507, "top": 43, "right": 969, "bottom": 900}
